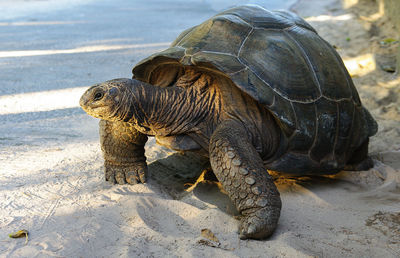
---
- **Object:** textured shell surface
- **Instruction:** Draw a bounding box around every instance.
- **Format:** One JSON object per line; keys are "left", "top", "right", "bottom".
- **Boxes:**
{"left": 132, "top": 5, "right": 377, "bottom": 173}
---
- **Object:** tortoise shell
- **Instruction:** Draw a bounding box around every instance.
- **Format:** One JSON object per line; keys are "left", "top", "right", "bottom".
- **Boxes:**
{"left": 132, "top": 5, "right": 377, "bottom": 174}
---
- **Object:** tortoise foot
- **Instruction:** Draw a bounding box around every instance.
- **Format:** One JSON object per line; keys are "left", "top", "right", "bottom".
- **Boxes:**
{"left": 239, "top": 205, "right": 281, "bottom": 240}
{"left": 105, "top": 162, "right": 147, "bottom": 184}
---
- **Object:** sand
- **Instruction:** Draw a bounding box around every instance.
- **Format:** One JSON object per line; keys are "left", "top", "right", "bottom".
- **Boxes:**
{"left": 1, "top": 0, "right": 399, "bottom": 257}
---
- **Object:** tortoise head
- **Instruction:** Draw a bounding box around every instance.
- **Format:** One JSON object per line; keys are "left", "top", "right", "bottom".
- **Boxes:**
{"left": 80, "top": 78, "right": 135, "bottom": 121}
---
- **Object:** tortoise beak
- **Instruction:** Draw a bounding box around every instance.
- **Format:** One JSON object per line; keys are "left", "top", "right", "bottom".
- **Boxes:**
{"left": 80, "top": 85, "right": 100, "bottom": 111}
{"left": 79, "top": 88, "right": 91, "bottom": 110}
{"left": 79, "top": 84, "right": 110, "bottom": 120}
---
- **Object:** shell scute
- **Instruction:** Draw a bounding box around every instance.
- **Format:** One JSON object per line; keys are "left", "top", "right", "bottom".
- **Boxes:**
{"left": 289, "top": 102, "right": 317, "bottom": 152}
{"left": 269, "top": 93, "right": 297, "bottom": 137}
{"left": 284, "top": 26, "right": 353, "bottom": 101}
{"left": 337, "top": 100, "right": 355, "bottom": 138}
{"left": 191, "top": 51, "right": 244, "bottom": 74}
{"left": 219, "top": 5, "right": 294, "bottom": 30}
{"left": 310, "top": 98, "right": 338, "bottom": 162}
{"left": 273, "top": 10, "right": 317, "bottom": 32}
{"left": 230, "top": 69, "right": 276, "bottom": 107}
{"left": 176, "top": 14, "right": 252, "bottom": 57}
{"left": 239, "top": 28, "right": 321, "bottom": 102}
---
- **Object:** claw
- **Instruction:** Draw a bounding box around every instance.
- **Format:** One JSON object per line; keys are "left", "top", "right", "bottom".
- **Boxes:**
{"left": 107, "top": 174, "right": 116, "bottom": 184}
{"left": 238, "top": 206, "right": 280, "bottom": 240}
{"left": 246, "top": 225, "right": 257, "bottom": 235}
{"left": 138, "top": 167, "right": 147, "bottom": 183}
{"left": 104, "top": 162, "right": 147, "bottom": 185}
{"left": 126, "top": 170, "right": 138, "bottom": 185}
{"left": 115, "top": 174, "right": 126, "bottom": 184}
{"left": 239, "top": 232, "right": 248, "bottom": 240}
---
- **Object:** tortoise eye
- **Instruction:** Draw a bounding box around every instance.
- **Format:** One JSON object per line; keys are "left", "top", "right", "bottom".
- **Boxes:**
{"left": 94, "top": 92, "right": 104, "bottom": 101}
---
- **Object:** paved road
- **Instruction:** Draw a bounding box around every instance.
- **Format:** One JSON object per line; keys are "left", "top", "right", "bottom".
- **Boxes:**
{"left": 0, "top": 0, "right": 296, "bottom": 94}
{"left": 0, "top": 0, "right": 296, "bottom": 137}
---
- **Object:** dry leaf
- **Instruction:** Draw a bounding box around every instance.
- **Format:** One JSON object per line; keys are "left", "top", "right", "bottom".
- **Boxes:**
{"left": 197, "top": 239, "right": 220, "bottom": 248}
{"left": 380, "top": 38, "right": 398, "bottom": 45}
{"left": 201, "top": 228, "right": 219, "bottom": 243}
{"left": 197, "top": 236, "right": 235, "bottom": 251}
{"left": 9, "top": 229, "right": 29, "bottom": 244}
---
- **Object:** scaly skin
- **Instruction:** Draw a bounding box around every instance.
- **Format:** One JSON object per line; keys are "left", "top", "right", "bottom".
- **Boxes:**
{"left": 80, "top": 77, "right": 220, "bottom": 185}
{"left": 100, "top": 119, "right": 148, "bottom": 184}
{"left": 80, "top": 77, "right": 282, "bottom": 239}
{"left": 209, "top": 120, "right": 281, "bottom": 239}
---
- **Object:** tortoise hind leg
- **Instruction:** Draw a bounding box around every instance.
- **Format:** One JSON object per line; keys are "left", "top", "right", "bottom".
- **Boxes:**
{"left": 344, "top": 139, "right": 374, "bottom": 171}
{"left": 209, "top": 120, "right": 281, "bottom": 239}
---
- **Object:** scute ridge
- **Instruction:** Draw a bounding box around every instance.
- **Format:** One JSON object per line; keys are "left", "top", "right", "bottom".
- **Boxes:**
{"left": 283, "top": 29, "right": 323, "bottom": 96}
{"left": 131, "top": 5, "right": 376, "bottom": 172}
{"left": 238, "top": 27, "right": 254, "bottom": 57}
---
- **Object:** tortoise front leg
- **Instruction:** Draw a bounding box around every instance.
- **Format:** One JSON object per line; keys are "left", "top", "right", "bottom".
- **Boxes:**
{"left": 209, "top": 120, "right": 281, "bottom": 239}
{"left": 99, "top": 120, "right": 148, "bottom": 184}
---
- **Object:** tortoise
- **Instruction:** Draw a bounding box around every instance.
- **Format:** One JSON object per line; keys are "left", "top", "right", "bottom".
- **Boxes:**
{"left": 79, "top": 5, "right": 378, "bottom": 239}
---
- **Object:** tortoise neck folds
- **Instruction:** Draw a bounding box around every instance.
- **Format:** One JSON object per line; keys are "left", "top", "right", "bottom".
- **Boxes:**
{"left": 120, "top": 79, "right": 220, "bottom": 136}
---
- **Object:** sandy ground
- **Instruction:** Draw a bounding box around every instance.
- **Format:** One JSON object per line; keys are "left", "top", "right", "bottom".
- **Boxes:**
{"left": 1, "top": 0, "right": 399, "bottom": 257}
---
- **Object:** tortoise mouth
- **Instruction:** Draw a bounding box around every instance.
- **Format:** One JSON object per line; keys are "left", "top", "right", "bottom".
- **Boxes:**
{"left": 83, "top": 106, "right": 109, "bottom": 119}
{"left": 79, "top": 94, "right": 107, "bottom": 116}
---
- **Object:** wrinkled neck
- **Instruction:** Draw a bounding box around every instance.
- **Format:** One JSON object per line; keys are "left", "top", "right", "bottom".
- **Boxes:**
{"left": 117, "top": 81, "right": 220, "bottom": 136}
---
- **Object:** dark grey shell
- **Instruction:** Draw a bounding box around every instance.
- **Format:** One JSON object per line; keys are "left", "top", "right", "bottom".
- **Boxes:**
{"left": 132, "top": 5, "right": 377, "bottom": 174}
